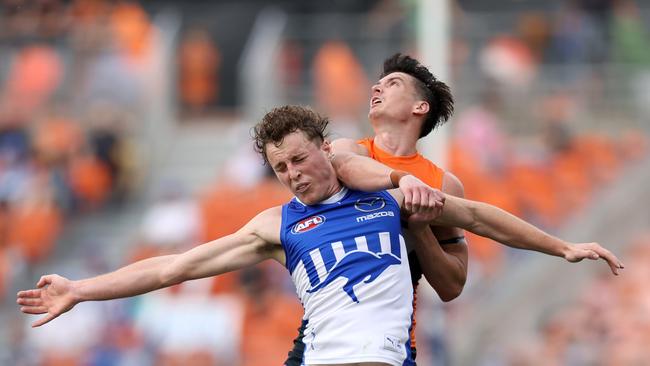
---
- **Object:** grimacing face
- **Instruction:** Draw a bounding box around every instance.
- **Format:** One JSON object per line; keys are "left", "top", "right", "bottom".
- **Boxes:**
{"left": 368, "top": 71, "right": 426, "bottom": 122}
{"left": 265, "top": 130, "right": 340, "bottom": 205}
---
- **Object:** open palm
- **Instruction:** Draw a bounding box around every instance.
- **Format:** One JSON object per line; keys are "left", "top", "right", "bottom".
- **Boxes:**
{"left": 17, "top": 274, "right": 78, "bottom": 327}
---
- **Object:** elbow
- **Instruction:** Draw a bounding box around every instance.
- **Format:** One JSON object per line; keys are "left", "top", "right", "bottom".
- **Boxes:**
{"left": 438, "top": 283, "right": 464, "bottom": 302}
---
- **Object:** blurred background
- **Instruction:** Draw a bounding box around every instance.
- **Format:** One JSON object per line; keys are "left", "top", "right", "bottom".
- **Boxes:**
{"left": 0, "top": 0, "right": 649, "bottom": 365}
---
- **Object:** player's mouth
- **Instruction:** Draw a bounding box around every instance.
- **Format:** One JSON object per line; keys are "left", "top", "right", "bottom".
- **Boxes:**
{"left": 295, "top": 182, "right": 310, "bottom": 193}
{"left": 370, "top": 97, "right": 382, "bottom": 108}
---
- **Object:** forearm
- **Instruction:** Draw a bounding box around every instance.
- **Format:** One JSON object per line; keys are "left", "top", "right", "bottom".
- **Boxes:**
{"left": 437, "top": 197, "right": 569, "bottom": 257}
{"left": 331, "top": 152, "right": 393, "bottom": 191}
{"left": 471, "top": 202, "right": 568, "bottom": 256}
{"left": 73, "top": 255, "right": 177, "bottom": 302}
{"left": 410, "top": 229, "right": 466, "bottom": 301}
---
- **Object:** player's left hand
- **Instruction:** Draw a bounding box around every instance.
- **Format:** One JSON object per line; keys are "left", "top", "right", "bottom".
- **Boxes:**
{"left": 563, "top": 242, "right": 625, "bottom": 275}
{"left": 399, "top": 175, "right": 445, "bottom": 218}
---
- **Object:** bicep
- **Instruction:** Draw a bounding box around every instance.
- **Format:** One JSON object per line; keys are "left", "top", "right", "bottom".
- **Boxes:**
{"left": 174, "top": 231, "right": 274, "bottom": 281}
{"left": 171, "top": 208, "right": 282, "bottom": 281}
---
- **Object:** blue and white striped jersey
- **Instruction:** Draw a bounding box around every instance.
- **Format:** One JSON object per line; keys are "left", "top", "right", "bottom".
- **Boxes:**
{"left": 281, "top": 188, "right": 414, "bottom": 366}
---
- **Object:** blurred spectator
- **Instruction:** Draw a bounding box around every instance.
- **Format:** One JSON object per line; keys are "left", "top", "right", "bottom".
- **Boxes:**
{"left": 67, "top": 148, "right": 113, "bottom": 210}
{"left": 2, "top": 45, "right": 63, "bottom": 112}
{"left": 134, "top": 281, "right": 243, "bottom": 366}
{"left": 277, "top": 40, "right": 304, "bottom": 91}
{"left": 178, "top": 27, "right": 221, "bottom": 116}
{"left": 313, "top": 40, "right": 369, "bottom": 139}
{"left": 239, "top": 264, "right": 303, "bottom": 366}
{"left": 479, "top": 34, "right": 536, "bottom": 88}
{"left": 454, "top": 90, "right": 509, "bottom": 173}
{"left": 516, "top": 12, "right": 552, "bottom": 63}
{"left": 139, "top": 180, "right": 202, "bottom": 252}
{"left": 110, "top": 1, "right": 153, "bottom": 61}
{"left": 610, "top": 0, "right": 650, "bottom": 66}
{"left": 6, "top": 170, "right": 62, "bottom": 264}
{"left": 549, "top": 1, "right": 600, "bottom": 67}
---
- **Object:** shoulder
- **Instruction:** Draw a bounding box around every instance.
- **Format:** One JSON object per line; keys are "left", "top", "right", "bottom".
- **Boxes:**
{"left": 331, "top": 138, "right": 370, "bottom": 156}
{"left": 442, "top": 171, "right": 465, "bottom": 198}
{"left": 240, "top": 205, "right": 283, "bottom": 245}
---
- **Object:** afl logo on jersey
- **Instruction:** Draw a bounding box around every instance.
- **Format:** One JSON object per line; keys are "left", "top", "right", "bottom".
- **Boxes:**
{"left": 292, "top": 215, "right": 326, "bottom": 234}
{"left": 354, "top": 197, "right": 386, "bottom": 212}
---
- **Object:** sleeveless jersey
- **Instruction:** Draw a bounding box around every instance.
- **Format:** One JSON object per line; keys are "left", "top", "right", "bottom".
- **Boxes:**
{"left": 357, "top": 138, "right": 444, "bottom": 190}
{"left": 358, "top": 137, "right": 446, "bottom": 352}
{"left": 281, "top": 188, "right": 414, "bottom": 366}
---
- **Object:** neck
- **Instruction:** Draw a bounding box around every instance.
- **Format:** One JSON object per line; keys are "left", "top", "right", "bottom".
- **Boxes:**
{"left": 370, "top": 118, "right": 420, "bottom": 156}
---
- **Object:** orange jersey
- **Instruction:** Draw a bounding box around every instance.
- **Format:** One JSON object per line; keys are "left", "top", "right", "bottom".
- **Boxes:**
{"left": 357, "top": 137, "right": 446, "bottom": 351}
{"left": 357, "top": 138, "right": 445, "bottom": 190}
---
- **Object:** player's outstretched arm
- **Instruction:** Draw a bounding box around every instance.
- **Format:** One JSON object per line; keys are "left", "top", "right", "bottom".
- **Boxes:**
{"left": 431, "top": 195, "right": 625, "bottom": 275}
{"left": 17, "top": 207, "right": 283, "bottom": 327}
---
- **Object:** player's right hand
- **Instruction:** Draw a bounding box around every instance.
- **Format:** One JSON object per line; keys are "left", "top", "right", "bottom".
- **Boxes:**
{"left": 399, "top": 174, "right": 445, "bottom": 218}
{"left": 17, "top": 274, "right": 78, "bottom": 327}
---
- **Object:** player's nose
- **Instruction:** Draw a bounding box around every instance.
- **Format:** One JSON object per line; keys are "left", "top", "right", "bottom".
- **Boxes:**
{"left": 371, "top": 83, "right": 382, "bottom": 95}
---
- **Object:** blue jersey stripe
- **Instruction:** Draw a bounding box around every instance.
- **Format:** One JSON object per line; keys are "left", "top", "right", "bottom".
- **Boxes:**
{"left": 319, "top": 243, "right": 337, "bottom": 272}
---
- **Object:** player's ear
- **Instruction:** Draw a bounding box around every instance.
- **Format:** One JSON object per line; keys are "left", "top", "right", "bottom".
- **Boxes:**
{"left": 413, "top": 101, "right": 429, "bottom": 116}
{"left": 322, "top": 139, "right": 332, "bottom": 154}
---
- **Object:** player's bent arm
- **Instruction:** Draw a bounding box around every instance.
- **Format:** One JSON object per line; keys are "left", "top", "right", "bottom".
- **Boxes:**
{"left": 330, "top": 152, "right": 394, "bottom": 192}
{"left": 415, "top": 172, "right": 468, "bottom": 301}
{"left": 409, "top": 228, "right": 465, "bottom": 302}
{"left": 17, "top": 207, "right": 283, "bottom": 327}
{"left": 330, "top": 143, "right": 444, "bottom": 213}
{"left": 330, "top": 138, "right": 371, "bottom": 157}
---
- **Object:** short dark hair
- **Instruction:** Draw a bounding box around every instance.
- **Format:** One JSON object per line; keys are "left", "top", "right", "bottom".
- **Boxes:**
{"left": 381, "top": 53, "right": 454, "bottom": 138}
{"left": 253, "top": 105, "right": 329, "bottom": 164}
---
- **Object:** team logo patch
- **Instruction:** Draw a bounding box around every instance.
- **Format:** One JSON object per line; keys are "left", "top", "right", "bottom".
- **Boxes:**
{"left": 354, "top": 197, "right": 386, "bottom": 212}
{"left": 306, "top": 251, "right": 401, "bottom": 303}
{"left": 292, "top": 215, "right": 326, "bottom": 234}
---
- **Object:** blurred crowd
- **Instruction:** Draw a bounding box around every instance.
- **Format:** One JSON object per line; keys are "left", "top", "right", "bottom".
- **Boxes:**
{"left": 1, "top": 0, "right": 649, "bottom": 365}
{"left": 498, "top": 232, "right": 650, "bottom": 366}
{"left": 0, "top": 0, "right": 154, "bottom": 301}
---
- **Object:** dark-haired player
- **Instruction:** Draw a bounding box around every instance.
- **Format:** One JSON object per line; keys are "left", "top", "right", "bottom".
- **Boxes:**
{"left": 285, "top": 54, "right": 624, "bottom": 364}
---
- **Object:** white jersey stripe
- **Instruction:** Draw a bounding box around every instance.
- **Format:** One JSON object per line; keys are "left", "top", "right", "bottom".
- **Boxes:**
{"left": 354, "top": 236, "right": 369, "bottom": 252}
{"left": 291, "top": 260, "right": 309, "bottom": 304}
{"left": 331, "top": 241, "right": 345, "bottom": 262}
{"left": 379, "top": 232, "right": 391, "bottom": 254}
{"left": 309, "top": 248, "right": 328, "bottom": 284}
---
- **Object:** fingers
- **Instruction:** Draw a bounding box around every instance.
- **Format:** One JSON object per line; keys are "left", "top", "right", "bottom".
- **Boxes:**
{"left": 581, "top": 243, "right": 624, "bottom": 275}
{"left": 410, "top": 189, "right": 422, "bottom": 213}
{"left": 21, "top": 306, "right": 48, "bottom": 315}
{"left": 569, "top": 243, "right": 625, "bottom": 276}
{"left": 403, "top": 191, "right": 413, "bottom": 213}
{"left": 32, "top": 313, "right": 57, "bottom": 328}
{"left": 37, "top": 275, "right": 53, "bottom": 288}
{"left": 17, "top": 297, "right": 43, "bottom": 306}
{"left": 591, "top": 245, "right": 624, "bottom": 269}
{"left": 17, "top": 289, "right": 42, "bottom": 299}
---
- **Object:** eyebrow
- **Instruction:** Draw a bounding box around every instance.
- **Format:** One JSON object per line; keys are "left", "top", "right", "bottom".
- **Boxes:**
{"left": 381, "top": 75, "right": 404, "bottom": 85}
